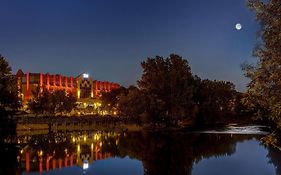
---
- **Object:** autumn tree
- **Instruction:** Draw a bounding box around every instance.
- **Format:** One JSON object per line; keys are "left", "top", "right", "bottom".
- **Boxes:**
{"left": 242, "top": 0, "right": 281, "bottom": 129}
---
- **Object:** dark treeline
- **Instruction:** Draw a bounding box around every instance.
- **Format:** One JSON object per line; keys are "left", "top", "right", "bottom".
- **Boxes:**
{"left": 101, "top": 54, "right": 250, "bottom": 128}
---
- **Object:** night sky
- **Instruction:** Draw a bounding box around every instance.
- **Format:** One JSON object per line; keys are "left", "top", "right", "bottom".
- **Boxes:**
{"left": 0, "top": 0, "right": 259, "bottom": 91}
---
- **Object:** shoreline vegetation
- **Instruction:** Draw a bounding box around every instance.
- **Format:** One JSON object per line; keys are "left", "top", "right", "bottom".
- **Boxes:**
{"left": 14, "top": 114, "right": 261, "bottom": 132}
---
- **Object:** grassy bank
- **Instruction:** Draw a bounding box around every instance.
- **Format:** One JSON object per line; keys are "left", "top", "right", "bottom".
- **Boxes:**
{"left": 16, "top": 115, "right": 143, "bottom": 133}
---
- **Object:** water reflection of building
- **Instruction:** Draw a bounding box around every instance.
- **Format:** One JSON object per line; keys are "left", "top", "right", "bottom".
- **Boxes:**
{"left": 73, "top": 131, "right": 117, "bottom": 170}
{"left": 16, "top": 69, "right": 120, "bottom": 105}
{"left": 18, "top": 131, "right": 119, "bottom": 174}
{"left": 23, "top": 145, "right": 111, "bottom": 174}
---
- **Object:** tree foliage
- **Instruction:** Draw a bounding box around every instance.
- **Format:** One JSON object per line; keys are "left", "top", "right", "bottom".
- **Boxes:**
{"left": 28, "top": 88, "right": 76, "bottom": 115}
{"left": 0, "top": 55, "right": 19, "bottom": 110}
{"left": 0, "top": 55, "right": 19, "bottom": 142}
{"left": 100, "top": 86, "right": 127, "bottom": 110}
{"left": 118, "top": 86, "right": 147, "bottom": 120}
{"left": 138, "top": 54, "right": 197, "bottom": 124}
{"left": 101, "top": 54, "right": 243, "bottom": 127}
{"left": 194, "top": 79, "right": 237, "bottom": 125}
{"left": 242, "top": 0, "right": 281, "bottom": 127}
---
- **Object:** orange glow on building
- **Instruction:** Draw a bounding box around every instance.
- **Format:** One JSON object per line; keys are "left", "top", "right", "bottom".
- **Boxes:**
{"left": 70, "top": 77, "right": 74, "bottom": 88}
{"left": 40, "top": 73, "right": 43, "bottom": 87}
{"left": 46, "top": 73, "right": 50, "bottom": 90}
{"left": 103, "top": 82, "right": 107, "bottom": 92}
{"left": 26, "top": 72, "right": 30, "bottom": 100}
{"left": 16, "top": 70, "right": 120, "bottom": 105}
{"left": 59, "top": 75, "right": 62, "bottom": 88}
{"left": 53, "top": 75, "right": 56, "bottom": 86}
{"left": 65, "top": 77, "right": 68, "bottom": 88}
{"left": 107, "top": 82, "right": 110, "bottom": 91}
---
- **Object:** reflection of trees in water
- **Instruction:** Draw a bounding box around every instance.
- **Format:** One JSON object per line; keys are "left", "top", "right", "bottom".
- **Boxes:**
{"left": 267, "top": 146, "right": 281, "bottom": 175}
{"left": 117, "top": 132, "right": 258, "bottom": 175}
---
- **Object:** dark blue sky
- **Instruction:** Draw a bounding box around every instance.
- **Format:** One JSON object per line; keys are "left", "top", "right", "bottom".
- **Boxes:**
{"left": 0, "top": 0, "right": 259, "bottom": 91}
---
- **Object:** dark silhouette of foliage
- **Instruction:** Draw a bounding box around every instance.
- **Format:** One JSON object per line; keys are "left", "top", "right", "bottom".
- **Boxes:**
{"left": 101, "top": 86, "right": 126, "bottom": 107}
{"left": 28, "top": 88, "right": 76, "bottom": 115}
{"left": 118, "top": 86, "right": 147, "bottom": 120}
{"left": 0, "top": 55, "right": 19, "bottom": 142}
{"left": 100, "top": 53, "right": 244, "bottom": 127}
{"left": 137, "top": 54, "right": 197, "bottom": 125}
{"left": 194, "top": 79, "right": 237, "bottom": 125}
{"left": 117, "top": 131, "right": 257, "bottom": 175}
{"left": 100, "top": 86, "right": 127, "bottom": 114}
{"left": 0, "top": 55, "right": 20, "bottom": 110}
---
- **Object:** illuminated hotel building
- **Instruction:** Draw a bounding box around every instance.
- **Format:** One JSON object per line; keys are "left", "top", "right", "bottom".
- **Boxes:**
{"left": 16, "top": 69, "right": 120, "bottom": 104}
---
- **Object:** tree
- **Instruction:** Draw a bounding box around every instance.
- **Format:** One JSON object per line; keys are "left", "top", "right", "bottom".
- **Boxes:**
{"left": 138, "top": 54, "right": 197, "bottom": 125}
{"left": 118, "top": 86, "right": 147, "bottom": 120}
{"left": 0, "top": 55, "right": 19, "bottom": 110}
{"left": 242, "top": 0, "right": 281, "bottom": 128}
{"left": 100, "top": 86, "right": 126, "bottom": 114}
{"left": 28, "top": 88, "right": 76, "bottom": 115}
{"left": 194, "top": 79, "right": 237, "bottom": 125}
{"left": 0, "top": 55, "right": 19, "bottom": 142}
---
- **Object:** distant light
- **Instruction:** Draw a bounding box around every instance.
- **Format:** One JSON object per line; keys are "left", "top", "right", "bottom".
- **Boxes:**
{"left": 83, "top": 161, "right": 89, "bottom": 170}
{"left": 235, "top": 23, "right": 242, "bottom": 30}
{"left": 83, "top": 73, "right": 89, "bottom": 78}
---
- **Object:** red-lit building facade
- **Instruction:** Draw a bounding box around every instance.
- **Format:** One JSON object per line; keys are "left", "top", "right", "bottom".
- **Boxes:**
{"left": 16, "top": 69, "right": 120, "bottom": 104}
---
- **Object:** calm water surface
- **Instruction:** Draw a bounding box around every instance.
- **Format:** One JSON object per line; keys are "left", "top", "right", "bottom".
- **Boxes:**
{"left": 2, "top": 126, "right": 281, "bottom": 175}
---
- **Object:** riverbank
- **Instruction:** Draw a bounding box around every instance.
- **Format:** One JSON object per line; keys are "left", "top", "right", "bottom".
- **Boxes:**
{"left": 14, "top": 115, "right": 271, "bottom": 133}
{"left": 16, "top": 115, "right": 143, "bottom": 134}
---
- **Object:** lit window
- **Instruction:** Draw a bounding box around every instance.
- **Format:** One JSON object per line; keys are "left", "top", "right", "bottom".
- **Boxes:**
{"left": 83, "top": 73, "right": 89, "bottom": 79}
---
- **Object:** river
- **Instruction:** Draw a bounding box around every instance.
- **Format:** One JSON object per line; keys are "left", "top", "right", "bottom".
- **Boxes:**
{"left": 1, "top": 125, "right": 281, "bottom": 175}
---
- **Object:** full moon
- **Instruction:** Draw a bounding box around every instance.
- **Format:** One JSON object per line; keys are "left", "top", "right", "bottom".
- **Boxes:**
{"left": 235, "top": 23, "right": 242, "bottom": 30}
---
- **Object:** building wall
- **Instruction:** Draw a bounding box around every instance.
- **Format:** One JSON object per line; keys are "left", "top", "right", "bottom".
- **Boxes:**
{"left": 16, "top": 70, "right": 120, "bottom": 104}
